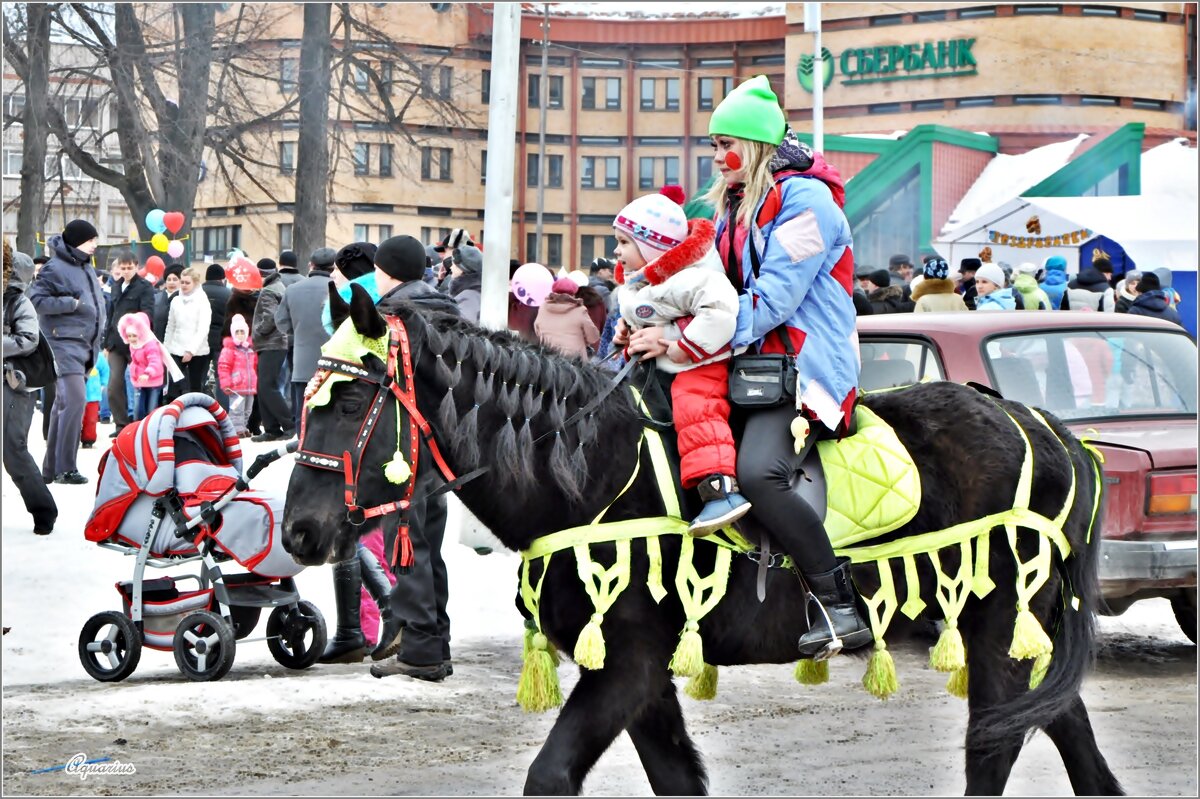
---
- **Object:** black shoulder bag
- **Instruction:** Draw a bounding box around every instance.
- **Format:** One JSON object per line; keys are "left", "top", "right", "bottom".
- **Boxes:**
{"left": 726, "top": 234, "right": 798, "bottom": 409}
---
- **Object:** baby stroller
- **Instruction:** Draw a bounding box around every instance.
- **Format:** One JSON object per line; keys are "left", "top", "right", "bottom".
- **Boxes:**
{"left": 80, "top": 393, "right": 326, "bottom": 682}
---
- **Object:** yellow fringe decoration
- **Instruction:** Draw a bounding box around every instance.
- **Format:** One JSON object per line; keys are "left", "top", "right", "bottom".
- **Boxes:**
{"left": 383, "top": 450, "right": 412, "bottom": 485}
{"left": 928, "top": 622, "right": 966, "bottom": 673}
{"left": 794, "top": 658, "right": 830, "bottom": 685}
{"left": 1029, "top": 651, "right": 1052, "bottom": 689}
{"left": 516, "top": 632, "right": 563, "bottom": 712}
{"left": 862, "top": 640, "right": 899, "bottom": 699}
{"left": 684, "top": 663, "right": 719, "bottom": 700}
{"left": 669, "top": 620, "right": 704, "bottom": 678}
{"left": 573, "top": 612, "right": 607, "bottom": 670}
{"left": 946, "top": 664, "right": 969, "bottom": 699}
{"left": 1008, "top": 606, "right": 1054, "bottom": 660}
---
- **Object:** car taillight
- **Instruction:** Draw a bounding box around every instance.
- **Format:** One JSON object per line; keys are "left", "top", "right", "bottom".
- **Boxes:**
{"left": 1147, "top": 472, "right": 1198, "bottom": 516}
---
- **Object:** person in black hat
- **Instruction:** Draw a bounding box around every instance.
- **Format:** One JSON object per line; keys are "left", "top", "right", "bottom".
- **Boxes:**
{"left": 26, "top": 218, "right": 105, "bottom": 484}
{"left": 201, "top": 263, "right": 231, "bottom": 409}
{"left": 864, "top": 268, "right": 912, "bottom": 314}
{"left": 275, "top": 247, "right": 339, "bottom": 429}
{"left": 958, "top": 257, "right": 981, "bottom": 310}
{"left": 250, "top": 256, "right": 292, "bottom": 441}
{"left": 277, "top": 249, "right": 302, "bottom": 286}
{"left": 1128, "top": 271, "right": 1185, "bottom": 327}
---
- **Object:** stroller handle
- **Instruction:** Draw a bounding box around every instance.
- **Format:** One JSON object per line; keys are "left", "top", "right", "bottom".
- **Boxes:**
{"left": 182, "top": 439, "right": 299, "bottom": 532}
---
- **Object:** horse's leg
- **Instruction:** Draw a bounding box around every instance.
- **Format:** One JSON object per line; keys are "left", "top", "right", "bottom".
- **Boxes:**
{"left": 625, "top": 680, "right": 708, "bottom": 796}
{"left": 962, "top": 614, "right": 1031, "bottom": 795}
{"left": 523, "top": 662, "right": 656, "bottom": 796}
{"left": 1042, "top": 696, "right": 1125, "bottom": 796}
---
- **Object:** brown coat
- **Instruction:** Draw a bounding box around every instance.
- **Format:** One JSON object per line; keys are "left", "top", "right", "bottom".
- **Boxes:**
{"left": 534, "top": 293, "right": 600, "bottom": 359}
{"left": 912, "top": 278, "right": 969, "bottom": 313}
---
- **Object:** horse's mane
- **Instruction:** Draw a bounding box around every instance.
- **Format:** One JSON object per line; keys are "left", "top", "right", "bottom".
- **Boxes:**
{"left": 391, "top": 305, "right": 639, "bottom": 505}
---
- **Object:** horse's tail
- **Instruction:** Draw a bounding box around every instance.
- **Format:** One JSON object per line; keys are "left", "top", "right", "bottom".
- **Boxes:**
{"left": 973, "top": 424, "right": 1105, "bottom": 746}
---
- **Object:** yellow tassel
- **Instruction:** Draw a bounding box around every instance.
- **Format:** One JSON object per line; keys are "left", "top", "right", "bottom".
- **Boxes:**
{"left": 928, "top": 622, "right": 966, "bottom": 673}
{"left": 383, "top": 450, "right": 411, "bottom": 485}
{"left": 794, "top": 658, "right": 829, "bottom": 685}
{"left": 573, "top": 613, "right": 606, "bottom": 670}
{"left": 862, "top": 641, "right": 899, "bottom": 700}
{"left": 684, "top": 663, "right": 719, "bottom": 700}
{"left": 946, "top": 665, "right": 969, "bottom": 699}
{"left": 669, "top": 620, "right": 704, "bottom": 678}
{"left": 1008, "top": 606, "right": 1053, "bottom": 660}
{"left": 1029, "top": 651, "right": 1051, "bottom": 689}
{"left": 516, "top": 632, "right": 563, "bottom": 712}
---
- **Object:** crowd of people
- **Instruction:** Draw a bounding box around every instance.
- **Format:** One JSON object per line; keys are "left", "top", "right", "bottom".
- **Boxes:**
{"left": 2, "top": 73, "right": 1192, "bottom": 681}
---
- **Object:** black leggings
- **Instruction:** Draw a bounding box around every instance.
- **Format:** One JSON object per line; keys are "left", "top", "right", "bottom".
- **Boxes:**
{"left": 735, "top": 404, "right": 838, "bottom": 575}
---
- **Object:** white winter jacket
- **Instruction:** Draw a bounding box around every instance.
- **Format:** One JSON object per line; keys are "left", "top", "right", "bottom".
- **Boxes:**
{"left": 163, "top": 288, "right": 212, "bottom": 357}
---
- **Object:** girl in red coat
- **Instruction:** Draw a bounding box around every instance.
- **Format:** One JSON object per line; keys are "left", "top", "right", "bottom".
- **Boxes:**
{"left": 118, "top": 311, "right": 166, "bottom": 421}
{"left": 217, "top": 314, "right": 258, "bottom": 436}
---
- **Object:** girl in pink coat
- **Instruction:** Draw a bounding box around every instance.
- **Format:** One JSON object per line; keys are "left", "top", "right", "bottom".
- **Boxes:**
{"left": 217, "top": 314, "right": 258, "bottom": 436}
{"left": 118, "top": 311, "right": 166, "bottom": 420}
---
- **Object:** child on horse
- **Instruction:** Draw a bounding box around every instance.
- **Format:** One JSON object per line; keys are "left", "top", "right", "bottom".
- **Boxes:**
{"left": 612, "top": 188, "right": 751, "bottom": 537}
{"left": 625, "top": 75, "right": 871, "bottom": 659}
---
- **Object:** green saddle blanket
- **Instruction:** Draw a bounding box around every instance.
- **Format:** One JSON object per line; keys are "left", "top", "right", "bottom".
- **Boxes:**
{"left": 815, "top": 405, "right": 921, "bottom": 549}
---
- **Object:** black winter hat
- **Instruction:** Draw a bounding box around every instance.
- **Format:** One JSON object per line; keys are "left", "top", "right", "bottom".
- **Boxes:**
{"left": 590, "top": 257, "right": 615, "bottom": 275}
{"left": 256, "top": 258, "right": 277, "bottom": 274}
{"left": 206, "top": 264, "right": 226, "bottom": 281}
{"left": 888, "top": 253, "right": 912, "bottom": 268}
{"left": 164, "top": 263, "right": 185, "bottom": 281}
{"left": 959, "top": 257, "right": 982, "bottom": 273}
{"left": 279, "top": 250, "right": 298, "bottom": 268}
{"left": 867, "top": 268, "right": 891, "bottom": 288}
{"left": 375, "top": 235, "right": 429, "bottom": 282}
{"left": 63, "top": 219, "right": 99, "bottom": 248}
{"left": 335, "top": 242, "right": 377, "bottom": 281}
{"left": 1136, "top": 272, "right": 1161, "bottom": 292}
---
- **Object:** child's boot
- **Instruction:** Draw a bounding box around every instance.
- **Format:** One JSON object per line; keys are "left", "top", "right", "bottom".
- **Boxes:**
{"left": 689, "top": 474, "right": 751, "bottom": 537}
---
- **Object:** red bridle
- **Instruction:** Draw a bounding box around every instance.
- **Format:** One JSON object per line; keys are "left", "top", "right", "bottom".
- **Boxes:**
{"left": 296, "top": 316, "right": 457, "bottom": 571}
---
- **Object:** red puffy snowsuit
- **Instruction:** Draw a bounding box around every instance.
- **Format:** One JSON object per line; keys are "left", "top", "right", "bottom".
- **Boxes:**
{"left": 616, "top": 219, "right": 740, "bottom": 488}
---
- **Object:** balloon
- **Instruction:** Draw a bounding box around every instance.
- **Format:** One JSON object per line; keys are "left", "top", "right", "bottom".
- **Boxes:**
{"left": 510, "top": 262, "right": 554, "bottom": 307}
{"left": 145, "top": 209, "right": 167, "bottom": 234}
{"left": 163, "top": 211, "right": 186, "bottom": 235}
{"left": 226, "top": 255, "right": 263, "bottom": 291}
{"left": 142, "top": 255, "right": 166, "bottom": 283}
{"left": 150, "top": 233, "right": 170, "bottom": 252}
{"left": 566, "top": 270, "right": 589, "bottom": 288}
{"left": 166, "top": 240, "right": 185, "bottom": 259}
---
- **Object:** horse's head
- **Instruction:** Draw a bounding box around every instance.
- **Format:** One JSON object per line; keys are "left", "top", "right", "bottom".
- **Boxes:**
{"left": 283, "top": 282, "right": 397, "bottom": 565}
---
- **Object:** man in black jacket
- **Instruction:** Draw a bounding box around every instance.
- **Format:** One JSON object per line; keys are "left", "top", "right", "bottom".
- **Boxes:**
{"left": 201, "top": 264, "right": 231, "bottom": 409}
{"left": 101, "top": 249, "right": 156, "bottom": 436}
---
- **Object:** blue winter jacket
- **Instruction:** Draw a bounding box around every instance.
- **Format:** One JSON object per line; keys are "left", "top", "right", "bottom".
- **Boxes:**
{"left": 717, "top": 174, "right": 857, "bottom": 432}
{"left": 1040, "top": 270, "right": 1069, "bottom": 310}
{"left": 85, "top": 351, "right": 110, "bottom": 403}
{"left": 975, "top": 288, "right": 1018, "bottom": 311}
{"left": 26, "top": 234, "right": 106, "bottom": 376}
{"left": 1128, "top": 289, "right": 1185, "bottom": 327}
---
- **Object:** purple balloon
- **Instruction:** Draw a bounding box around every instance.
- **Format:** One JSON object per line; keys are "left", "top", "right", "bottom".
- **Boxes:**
{"left": 510, "top": 262, "right": 554, "bottom": 307}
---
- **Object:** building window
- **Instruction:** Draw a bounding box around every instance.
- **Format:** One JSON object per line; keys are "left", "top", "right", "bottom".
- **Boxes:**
{"left": 422, "top": 64, "right": 453, "bottom": 100}
{"left": 526, "top": 152, "right": 539, "bottom": 187}
{"left": 529, "top": 74, "right": 564, "bottom": 109}
{"left": 528, "top": 154, "right": 564, "bottom": 188}
{"left": 605, "top": 156, "right": 621, "bottom": 189}
{"left": 582, "top": 77, "right": 596, "bottom": 109}
{"left": 582, "top": 77, "right": 620, "bottom": 110}
{"left": 353, "top": 142, "right": 370, "bottom": 176}
{"left": 354, "top": 224, "right": 371, "bottom": 241}
{"left": 1013, "top": 95, "right": 1060, "bottom": 105}
{"left": 579, "top": 235, "right": 617, "bottom": 267}
{"left": 378, "top": 224, "right": 393, "bottom": 240}
{"left": 380, "top": 61, "right": 394, "bottom": 93}
{"left": 915, "top": 10, "right": 946, "bottom": 21}
{"left": 278, "top": 223, "right": 293, "bottom": 253}
{"left": 868, "top": 102, "right": 903, "bottom": 114}
{"left": 580, "top": 156, "right": 595, "bottom": 189}
{"left": 421, "top": 146, "right": 452, "bottom": 181}
{"left": 481, "top": 148, "right": 487, "bottom": 184}
{"left": 5, "top": 93, "right": 25, "bottom": 123}
{"left": 526, "top": 233, "right": 563, "bottom": 265}
{"left": 639, "top": 156, "right": 655, "bottom": 189}
{"left": 605, "top": 77, "right": 621, "bottom": 110}
{"left": 1081, "top": 5, "right": 1119, "bottom": 14}
{"left": 379, "top": 143, "right": 392, "bottom": 177}
{"left": 664, "top": 156, "right": 679, "bottom": 186}
{"left": 200, "top": 225, "right": 240, "bottom": 257}
{"left": 279, "top": 58, "right": 299, "bottom": 92}
{"left": 665, "top": 78, "right": 679, "bottom": 111}
{"left": 912, "top": 99, "right": 945, "bottom": 111}
{"left": 958, "top": 7, "right": 996, "bottom": 19}
{"left": 638, "top": 156, "right": 680, "bottom": 189}
{"left": 482, "top": 69, "right": 491, "bottom": 104}
{"left": 751, "top": 54, "right": 785, "bottom": 65}
{"left": 1080, "top": 95, "right": 1119, "bottom": 105}
{"left": 1014, "top": 5, "right": 1061, "bottom": 14}
{"left": 870, "top": 13, "right": 904, "bottom": 25}
{"left": 354, "top": 63, "right": 370, "bottom": 92}
{"left": 640, "top": 78, "right": 656, "bottom": 110}
{"left": 1132, "top": 98, "right": 1167, "bottom": 110}
{"left": 696, "top": 155, "right": 713, "bottom": 188}
{"left": 4, "top": 149, "right": 22, "bottom": 176}
{"left": 957, "top": 96, "right": 995, "bottom": 107}
{"left": 698, "top": 78, "right": 715, "bottom": 111}
{"left": 421, "top": 226, "right": 452, "bottom": 246}
{"left": 279, "top": 141, "right": 296, "bottom": 175}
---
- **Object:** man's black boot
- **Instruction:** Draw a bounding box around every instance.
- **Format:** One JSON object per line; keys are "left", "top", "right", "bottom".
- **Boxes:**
{"left": 318, "top": 558, "right": 367, "bottom": 664}
{"left": 361, "top": 547, "right": 403, "bottom": 661}
{"left": 796, "top": 557, "right": 873, "bottom": 660}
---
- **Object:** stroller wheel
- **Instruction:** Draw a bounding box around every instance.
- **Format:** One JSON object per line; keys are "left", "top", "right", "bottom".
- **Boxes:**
{"left": 79, "top": 611, "right": 142, "bottom": 682}
{"left": 173, "top": 611, "right": 236, "bottom": 681}
{"left": 266, "top": 600, "right": 327, "bottom": 670}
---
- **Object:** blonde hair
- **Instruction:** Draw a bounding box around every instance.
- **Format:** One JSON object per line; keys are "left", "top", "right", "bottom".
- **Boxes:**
{"left": 181, "top": 266, "right": 204, "bottom": 285}
{"left": 702, "top": 138, "right": 779, "bottom": 229}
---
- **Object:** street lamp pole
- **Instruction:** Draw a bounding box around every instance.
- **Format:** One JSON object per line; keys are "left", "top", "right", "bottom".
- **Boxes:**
{"left": 805, "top": 2, "right": 824, "bottom": 153}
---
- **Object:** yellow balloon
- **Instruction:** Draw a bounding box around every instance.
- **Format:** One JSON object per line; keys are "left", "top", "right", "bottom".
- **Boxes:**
{"left": 151, "top": 233, "right": 169, "bottom": 252}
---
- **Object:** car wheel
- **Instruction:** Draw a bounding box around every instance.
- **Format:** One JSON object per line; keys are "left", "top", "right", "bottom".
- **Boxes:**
{"left": 1171, "top": 588, "right": 1197, "bottom": 645}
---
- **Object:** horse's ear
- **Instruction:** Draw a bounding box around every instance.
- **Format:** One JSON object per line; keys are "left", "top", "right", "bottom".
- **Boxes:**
{"left": 328, "top": 282, "right": 351, "bottom": 331}
{"left": 349, "top": 282, "right": 387, "bottom": 340}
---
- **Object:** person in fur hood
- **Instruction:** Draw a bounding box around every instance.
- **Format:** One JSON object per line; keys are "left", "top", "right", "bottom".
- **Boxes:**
{"left": 912, "top": 258, "right": 968, "bottom": 312}
{"left": 612, "top": 189, "right": 750, "bottom": 537}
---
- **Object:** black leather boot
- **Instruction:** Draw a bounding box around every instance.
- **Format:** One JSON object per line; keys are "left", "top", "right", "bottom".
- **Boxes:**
{"left": 796, "top": 557, "right": 873, "bottom": 660}
{"left": 318, "top": 558, "right": 367, "bottom": 664}
{"left": 361, "top": 547, "right": 403, "bottom": 661}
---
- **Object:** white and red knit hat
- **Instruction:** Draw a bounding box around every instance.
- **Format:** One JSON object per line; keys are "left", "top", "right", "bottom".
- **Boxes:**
{"left": 613, "top": 186, "right": 689, "bottom": 266}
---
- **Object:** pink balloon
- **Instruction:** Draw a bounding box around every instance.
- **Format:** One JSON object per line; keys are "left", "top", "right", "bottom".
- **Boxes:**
{"left": 166, "top": 240, "right": 185, "bottom": 259}
{"left": 510, "top": 262, "right": 554, "bottom": 307}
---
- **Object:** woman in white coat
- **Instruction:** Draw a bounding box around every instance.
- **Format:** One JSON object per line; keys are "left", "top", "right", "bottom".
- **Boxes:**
{"left": 163, "top": 266, "right": 213, "bottom": 399}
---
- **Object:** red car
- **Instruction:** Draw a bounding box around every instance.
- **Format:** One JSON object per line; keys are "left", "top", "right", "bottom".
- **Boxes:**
{"left": 855, "top": 311, "right": 1198, "bottom": 641}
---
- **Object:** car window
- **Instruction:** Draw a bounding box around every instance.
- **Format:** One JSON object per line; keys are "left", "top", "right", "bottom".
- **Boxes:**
{"left": 858, "top": 339, "right": 944, "bottom": 391}
{"left": 984, "top": 329, "right": 1197, "bottom": 421}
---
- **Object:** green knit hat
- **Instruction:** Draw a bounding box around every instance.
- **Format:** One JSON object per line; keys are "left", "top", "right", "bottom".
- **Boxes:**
{"left": 708, "top": 75, "right": 786, "bottom": 146}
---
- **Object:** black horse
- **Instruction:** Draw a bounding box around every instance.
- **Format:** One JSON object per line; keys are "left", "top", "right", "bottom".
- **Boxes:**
{"left": 283, "top": 284, "right": 1123, "bottom": 796}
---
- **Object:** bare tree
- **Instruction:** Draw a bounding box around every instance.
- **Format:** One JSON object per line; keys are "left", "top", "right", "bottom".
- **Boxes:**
{"left": 3, "top": 4, "right": 51, "bottom": 255}
{"left": 292, "top": 2, "right": 333, "bottom": 272}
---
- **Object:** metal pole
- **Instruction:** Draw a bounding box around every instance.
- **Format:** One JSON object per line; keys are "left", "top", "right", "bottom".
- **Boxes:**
{"left": 479, "top": 3, "right": 522, "bottom": 331}
{"left": 534, "top": 4, "right": 549, "bottom": 264}
{"left": 807, "top": 2, "right": 824, "bottom": 153}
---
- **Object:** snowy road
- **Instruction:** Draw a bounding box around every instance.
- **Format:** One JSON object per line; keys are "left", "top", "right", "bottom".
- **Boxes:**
{"left": 2, "top": 421, "right": 1196, "bottom": 795}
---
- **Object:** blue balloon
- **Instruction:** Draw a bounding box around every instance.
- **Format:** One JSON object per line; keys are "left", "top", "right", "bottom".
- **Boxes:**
{"left": 145, "top": 209, "right": 167, "bottom": 234}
